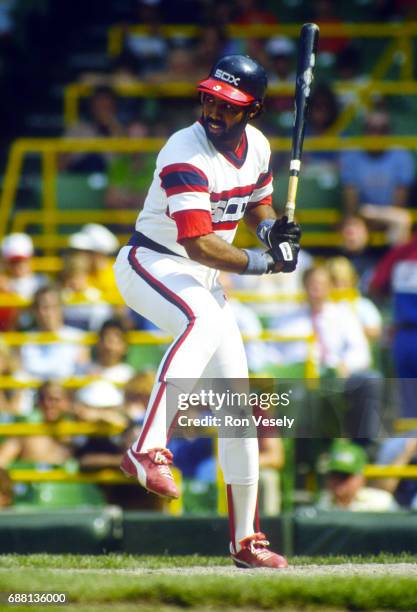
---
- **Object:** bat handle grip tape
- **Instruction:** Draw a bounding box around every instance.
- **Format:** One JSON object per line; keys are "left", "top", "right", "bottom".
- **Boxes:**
{"left": 285, "top": 173, "right": 299, "bottom": 222}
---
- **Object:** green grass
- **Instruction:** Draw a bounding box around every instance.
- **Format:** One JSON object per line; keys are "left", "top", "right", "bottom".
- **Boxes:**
{"left": 1, "top": 552, "right": 416, "bottom": 569}
{"left": 0, "top": 554, "right": 417, "bottom": 610}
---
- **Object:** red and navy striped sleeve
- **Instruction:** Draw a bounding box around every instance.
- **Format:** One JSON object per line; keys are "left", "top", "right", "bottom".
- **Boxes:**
{"left": 249, "top": 156, "right": 273, "bottom": 205}
{"left": 159, "top": 163, "right": 211, "bottom": 215}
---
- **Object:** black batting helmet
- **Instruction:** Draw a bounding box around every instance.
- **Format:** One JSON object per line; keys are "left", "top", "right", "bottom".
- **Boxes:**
{"left": 197, "top": 55, "right": 268, "bottom": 107}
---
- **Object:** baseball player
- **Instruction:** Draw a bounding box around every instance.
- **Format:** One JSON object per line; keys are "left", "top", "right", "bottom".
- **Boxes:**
{"left": 114, "top": 54, "right": 301, "bottom": 568}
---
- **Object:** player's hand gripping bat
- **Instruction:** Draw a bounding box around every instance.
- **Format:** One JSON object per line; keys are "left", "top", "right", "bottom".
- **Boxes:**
{"left": 285, "top": 23, "right": 320, "bottom": 222}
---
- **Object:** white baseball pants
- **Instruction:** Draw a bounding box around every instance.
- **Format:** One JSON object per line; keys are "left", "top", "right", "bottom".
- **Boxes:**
{"left": 114, "top": 246, "right": 259, "bottom": 486}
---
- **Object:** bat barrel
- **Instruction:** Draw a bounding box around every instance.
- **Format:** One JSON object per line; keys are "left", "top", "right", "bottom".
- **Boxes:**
{"left": 285, "top": 23, "right": 319, "bottom": 221}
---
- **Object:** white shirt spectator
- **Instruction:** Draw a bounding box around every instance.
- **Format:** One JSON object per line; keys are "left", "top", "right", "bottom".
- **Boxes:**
{"left": 351, "top": 296, "right": 382, "bottom": 334}
{"left": 20, "top": 326, "right": 88, "bottom": 380}
{"left": 86, "top": 362, "right": 135, "bottom": 385}
{"left": 228, "top": 298, "right": 271, "bottom": 373}
{"left": 268, "top": 302, "right": 372, "bottom": 373}
{"left": 317, "top": 487, "right": 398, "bottom": 512}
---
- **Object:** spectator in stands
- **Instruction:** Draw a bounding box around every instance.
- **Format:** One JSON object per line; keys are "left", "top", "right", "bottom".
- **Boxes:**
{"left": 124, "top": 370, "right": 155, "bottom": 424}
{"left": 334, "top": 45, "right": 369, "bottom": 110}
{"left": 0, "top": 342, "right": 28, "bottom": 419}
{"left": 338, "top": 215, "right": 386, "bottom": 293}
{"left": 20, "top": 285, "right": 89, "bottom": 381}
{"left": 73, "top": 380, "right": 128, "bottom": 429}
{"left": 73, "top": 381, "right": 129, "bottom": 481}
{"left": 325, "top": 256, "right": 382, "bottom": 340}
{"left": 219, "top": 272, "right": 272, "bottom": 373}
{"left": 0, "top": 468, "right": 13, "bottom": 508}
{"left": 370, "top": 0, "right": 408, "bottom": 21}
{"left": 168, "top": 436, "right": 215, "bottom": 483}
{"left": 60, "top": 251, "right": 113, "bottom": 331}
{"left": 303, "top": 84, "right": 340, "bottom": 165}
{"left": 375, "top": 438, "right": 417, "bottom": 509}
{"left": 68, "top": 223, "right": 120, "bottom": 302}
{"left": 0, "top": 380, "right": 106, "bottom": 508}
{"left": 265, "top": 37, "right": 295, "bottom": 84}
{"left": 86, "top": 318, "right": 135, "bottom": 385}
{"left": 192, "top": 25, "right": 238, "bottom": 81}
{"left": 105, "top": 120, "right": 156, "bottom": 210}
{"left": 234, "top": 0, "right": 277, "bottom": 25}
{"left": 340, "top": 111, "right": 414, "bottom": 245}
{"left": 263, "top": 37, "right": 295, "bottom": 135}
{"left": 369, "top": 229, "right": 417, "bottom": 417}
{"left": 146, "top": 47, "right": 199, "bottom": 84}
{"left": 268, "top": 265, "right": 383, "bottom": 440}
{"left": 206, "top": 0, "right": 234, "bottom": 28}
{"left": 123, "top": 0, "right": 168, "bottom": 77}
{"left": 1, "top": 233, "right": 46, "bottom": 300}
{"left": 0, "top": 259, "right": 18, "bottom": 331}
{"left": 79, "top": 51, "right": 140, "bottom": 88}
{"left": 258, "top": 436, "right": 285, "bottom": 516}
{"left": 316, "top": 439, "right": 398, "bottom": 511}
{"left": 233, "top": 0, "right": 278, "bottom": 66}
{"left": 0, "top": 381, "right": 74, "bottom": 467}
{"left": 312, "top": 0, "right": 348, "bottom": 57}
{"left": 229, "top": 248, "right": 313, "bottom": 321}
{"left": 59, "top": 86, "right": 125, "bottom": 173}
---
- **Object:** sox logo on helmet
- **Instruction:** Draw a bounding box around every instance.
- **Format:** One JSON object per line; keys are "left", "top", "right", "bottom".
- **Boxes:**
{"left": 214, "top": 69, "right": 241, "bottom": 86}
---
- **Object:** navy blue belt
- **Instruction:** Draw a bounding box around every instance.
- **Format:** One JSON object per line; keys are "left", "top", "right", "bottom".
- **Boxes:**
{"left": 128, "top": 231, "right": 181, "bottom": 257}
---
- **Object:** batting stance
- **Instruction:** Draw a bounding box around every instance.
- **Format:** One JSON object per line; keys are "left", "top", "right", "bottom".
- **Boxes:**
{"left": 114, "top": 55, "right": 301, "bottom": 568}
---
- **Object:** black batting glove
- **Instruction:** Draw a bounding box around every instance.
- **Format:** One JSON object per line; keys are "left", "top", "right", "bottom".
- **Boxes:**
{"left": 268, "top": 238, "right": 300, "bottom": 273}
{"left": 257, "top": 216, "right": 302, "bottom": 249}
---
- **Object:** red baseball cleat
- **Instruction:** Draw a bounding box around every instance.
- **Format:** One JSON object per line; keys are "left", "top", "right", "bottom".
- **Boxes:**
{"left": 120, "top": 447, "right": 179, "bottom": 499}
{"left": 231, "top": 533, "right": 288, "bottom": 569}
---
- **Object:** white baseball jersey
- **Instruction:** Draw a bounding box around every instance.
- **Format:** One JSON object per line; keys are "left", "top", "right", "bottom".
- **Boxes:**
{"left": 135, "top": 120, "right": 273, "bottom": 257}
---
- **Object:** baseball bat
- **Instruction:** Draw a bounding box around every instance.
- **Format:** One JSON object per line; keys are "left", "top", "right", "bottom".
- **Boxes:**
{"left": 285, "top": 23, "right": 319, "bottom": 222}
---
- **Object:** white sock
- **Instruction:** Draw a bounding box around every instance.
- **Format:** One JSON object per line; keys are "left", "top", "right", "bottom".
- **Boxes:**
{"left": 229, "top": 482, "right": 258, "bottom": 551}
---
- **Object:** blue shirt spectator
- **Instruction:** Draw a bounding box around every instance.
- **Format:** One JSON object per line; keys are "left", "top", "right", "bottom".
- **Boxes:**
{"left": 340, "top": 148, "right": 415, "bottom": 207}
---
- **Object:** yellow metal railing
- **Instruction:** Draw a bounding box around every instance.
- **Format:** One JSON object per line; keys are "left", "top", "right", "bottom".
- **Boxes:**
{"left": 7, "top": 466, "right": 183, "bottom": 515}
{"left": 2, "top": 136, "right": 417, "bottom": 252}
{"left": 364, "top": 465, "right": 417, "bottom": 479}
{"left": 0, "top": 287, "right": 359, "bottom": 307}
{"left": 0, "top": 328, "right": 319, "bottom": 384}
{"left": 107, "top": 22, "right": 417, "bottom": 78}
{"left": 64, "top": 79, "right": 417, "bottom": 127}
{"left": 0, "top": 421, "right": 124, "bottom": 437}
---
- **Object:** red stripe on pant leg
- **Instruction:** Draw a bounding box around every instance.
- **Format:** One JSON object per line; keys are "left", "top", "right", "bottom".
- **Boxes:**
{"left": 159, "top": 322, "right": 194, "bottom": 382}
{"left": 227, "top": 484, "right": 236, "bottom": 552}
{"left": 128, "top": 247, "right": 196, "bottom": 383}
{"left": 255, "top": 497, "right": 260, "bottom": 533}
{"left": 135, "top": 381, "right": 166, "bottom": 452}
{"left": 129, "top": 247, "right": 195, "bottom": 321}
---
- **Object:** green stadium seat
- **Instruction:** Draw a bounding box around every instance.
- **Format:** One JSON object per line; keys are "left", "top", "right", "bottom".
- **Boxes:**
{"left": 11, "top": 461, "right": 106, "bottom": 509}
{"left": 258, "top": 362, "right": 307, "bottom": 378}
{"left": 27, "top": 482, "right": 105, "bottom": 508}
{"left": 275, "top": 164, "right": 341, "bottom": 211}
{"left": 57, "top": 173, "right": 106, "bottom": 210}
{"left": 182, "top": 478, "right": 217, "bottom": 515}
{"left": 126, "top": 344, "right": 167, "bottom": 371}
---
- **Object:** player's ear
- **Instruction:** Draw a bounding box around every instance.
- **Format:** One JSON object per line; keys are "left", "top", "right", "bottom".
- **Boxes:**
{"left": 248, "top": 102, "right": 262, "bottom": 120}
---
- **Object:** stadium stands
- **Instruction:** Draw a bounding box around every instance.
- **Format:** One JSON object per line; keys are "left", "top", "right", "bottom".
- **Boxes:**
{"left": 1, "top": 1, "right": 417, "bottom": 528}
